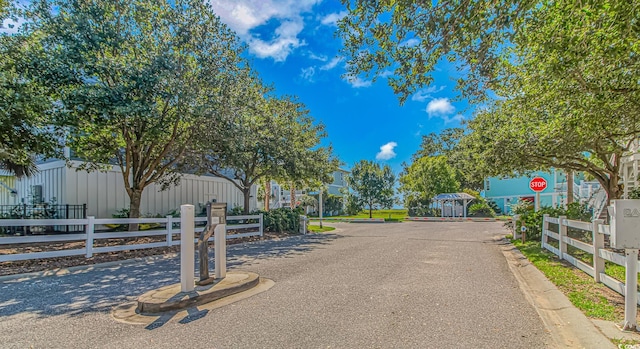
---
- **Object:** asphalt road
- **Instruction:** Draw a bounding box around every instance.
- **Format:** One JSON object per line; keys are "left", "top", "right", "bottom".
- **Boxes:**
{"left": 0, "top": 222, "right": 552, "bottom": 348}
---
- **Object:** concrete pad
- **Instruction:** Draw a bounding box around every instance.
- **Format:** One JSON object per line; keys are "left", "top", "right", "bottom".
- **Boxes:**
{"left": 112, "top": 272, "right": 274, "bottom": 326}
{"left": 136, "top": 271, "right": 259, "bottom": 313}
{"left": 593, "top": 319, "right": 640, "bottom": 343}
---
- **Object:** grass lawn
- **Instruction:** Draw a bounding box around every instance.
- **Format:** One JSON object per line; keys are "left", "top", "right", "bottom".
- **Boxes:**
{"left": 512, "top": 240, "right": 621, "bottom": 321}
{"left": 329, "top": 209, "right": 408, "bottom": 222}
{"left": 307, "top": 225, "right": 335, "bottom": 233}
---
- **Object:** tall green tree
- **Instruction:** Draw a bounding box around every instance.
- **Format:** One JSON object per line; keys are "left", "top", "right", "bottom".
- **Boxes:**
{"left": 25, "top": 0, "right": 247, "bottom": 221}
{"left": 458, "top": 1, "right": 640, "bottom": 201}
{"left": 399, "top": 156, "right": 460, "bottom": 216}
{"left": 191, "top": 74, "right": 339, "bottom": 214}
{"left": 341, "top": 0, "right": 639, "bottom": 202}
{"left": 0, "top": 32, "right": 60, "bottom": 177}
{"left": 346, "top": 160, "right": 395, "bottom": 218}
{"left": 414, "top": 128, "right": 482, "bottom": 191}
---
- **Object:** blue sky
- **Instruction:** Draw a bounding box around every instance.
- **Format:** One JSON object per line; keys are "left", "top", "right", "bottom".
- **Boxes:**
{"left": 0, "top": 0, "right": 471, "bottom": 175}
{"left": 208, "top": 0, "right": 470, "bottom": 174}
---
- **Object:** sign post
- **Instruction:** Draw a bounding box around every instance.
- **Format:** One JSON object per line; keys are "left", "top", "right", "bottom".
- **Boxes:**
{"left": 529, "top": 177, "right": 548, "bottom": 211}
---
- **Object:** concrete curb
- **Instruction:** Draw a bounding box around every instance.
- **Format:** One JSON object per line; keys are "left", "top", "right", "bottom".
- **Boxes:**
{"left": 500, "top": 238, "right": 616, "bottom": 348}
{"left": 136, "top": 272, "right": 260, "bottom": 313}
{"left": 406, "top": 217, "right": 511, "bottom": 222}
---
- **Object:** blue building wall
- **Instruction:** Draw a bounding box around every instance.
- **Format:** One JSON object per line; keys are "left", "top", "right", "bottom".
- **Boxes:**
{"left": 484, "top": 169, "right": 573, "bottom": 215}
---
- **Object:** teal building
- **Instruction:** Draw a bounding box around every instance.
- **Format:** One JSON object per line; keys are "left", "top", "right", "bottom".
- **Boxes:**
{"left": 483, "top": 169, "right": 581, "bottom": 215}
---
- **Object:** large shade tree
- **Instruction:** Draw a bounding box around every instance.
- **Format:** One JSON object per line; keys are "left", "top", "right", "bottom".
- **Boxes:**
{"left": 0, "top": 32, "right": 60, "bottom": 177}
{"left": 346, "top": 160, "right": 395, "bottom": 218}
{"left": 25, "top": 0, "right": 247, "bottom": 221}
{"left": 399, "top": 156, "right": 460, "bottom": 216}
{"left": 458, "top": 1, "right": 640, "bottom": 201}
{"left": 340, "top": 0, "right": 639, "bottom": 201}
{"left": 190, "top": 71, "right": 339, "bottom": 214}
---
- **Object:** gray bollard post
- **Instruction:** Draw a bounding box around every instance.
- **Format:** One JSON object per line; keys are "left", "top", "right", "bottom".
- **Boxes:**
{"left": 214, "top": 224, "right": 226, "bottom": 279}
{"left": 180, "top": 205, "right": 195, "bottom": 293}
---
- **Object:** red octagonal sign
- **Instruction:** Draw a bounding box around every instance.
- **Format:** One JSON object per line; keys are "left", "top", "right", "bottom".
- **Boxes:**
{"left": 529, "top": 177, "right": 547, "bottom": 192}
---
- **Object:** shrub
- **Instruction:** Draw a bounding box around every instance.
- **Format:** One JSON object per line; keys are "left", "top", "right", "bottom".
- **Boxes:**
{"left": 513, "top": 201, "right": 591, "bottom": 240}
{"left": 468, "top": 202, "right": 495, "bottom": 217}
{"left": 252, "top": 207, "right": 302, "bottom": 234}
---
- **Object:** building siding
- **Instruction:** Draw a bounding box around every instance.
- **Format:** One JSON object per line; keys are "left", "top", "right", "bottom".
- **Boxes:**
{"left": 12, "top": 160, "right": 255, "bottom": 218}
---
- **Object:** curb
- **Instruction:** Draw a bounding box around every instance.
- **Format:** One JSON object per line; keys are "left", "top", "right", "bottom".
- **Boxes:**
{"left": 500, "top": 238, "right": 616, "bottom": 348}
{"left": 136, "top": 272, "right": 260, "bottom": 313}
{"left": 405, "top": 217, "right": 510, "bottom": 222}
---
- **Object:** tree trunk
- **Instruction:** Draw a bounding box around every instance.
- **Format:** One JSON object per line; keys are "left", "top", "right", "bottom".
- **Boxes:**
{"left": 242, "top": 187, "right": 251, "bottom": 215}
{"left": 128, "top": 189, "right": 143, "bottom": 231}
{"left": 606, "top": 174, "right": 623, "bottom": 203}
{"left": 567, "top": 170, "right": 574, "bottom": 204}
{"left": 264, "top": 181, "right": 271, "bottom": 211}
{"left": 369, "top": 206, "right": 372, "bottom": 218}
{"left": 290, "top": 183, "right": 295, "bottom": 209}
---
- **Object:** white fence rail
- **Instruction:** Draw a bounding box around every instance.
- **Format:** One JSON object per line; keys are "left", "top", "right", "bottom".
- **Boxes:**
{"left": 540, "top": 214, "right": 639, "bottom": 329}
{"left": 0, "top": 214, "right": 263, "bottom": 263}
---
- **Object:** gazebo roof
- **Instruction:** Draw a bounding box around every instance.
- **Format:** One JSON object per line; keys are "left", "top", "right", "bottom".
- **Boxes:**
{"left": 433, "top": 193, "right": 475, "bottom": 201}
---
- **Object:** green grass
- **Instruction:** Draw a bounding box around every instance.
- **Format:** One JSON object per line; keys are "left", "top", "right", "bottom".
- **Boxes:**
{"left": 307, "top": 225, "right": 335, "bottom": 233}
{"left": 563, "top": 244, "right": 640, "bottom": 290}
{"left": 330, "top": 209, "right": 408, "bottom": 222}
{"left": 512, "top": 240, "right": 618, "bottom": 321}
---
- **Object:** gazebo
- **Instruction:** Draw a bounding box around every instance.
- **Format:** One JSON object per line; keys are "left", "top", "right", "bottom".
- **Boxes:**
{"left": 433, "top": 193, "right": 475, "bottom": 218}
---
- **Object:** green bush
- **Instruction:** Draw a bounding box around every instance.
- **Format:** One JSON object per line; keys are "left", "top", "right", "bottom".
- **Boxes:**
{"left": 468, "top": 202, "right": 495, "bottom": 217}
{"left": 252, "top": 207, "right": 302, "bottom": 234}
{"left": 513, "top": 201, "right": 591, "bottom": 240}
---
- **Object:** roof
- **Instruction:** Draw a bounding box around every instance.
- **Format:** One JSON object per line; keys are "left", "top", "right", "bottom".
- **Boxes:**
{"left": 433, "top": 193, "right": 476, "bottom": 201}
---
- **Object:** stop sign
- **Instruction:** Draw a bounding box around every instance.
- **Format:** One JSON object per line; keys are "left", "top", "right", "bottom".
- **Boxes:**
{"left": 529, "top": 177, "right": 547, "bottom": 192}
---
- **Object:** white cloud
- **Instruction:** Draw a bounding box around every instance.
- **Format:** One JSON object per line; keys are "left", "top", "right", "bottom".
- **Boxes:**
{"left": 379, "top": 70, "right": 393, "bottom": 78}
{"left": 320, "top": 56, "right": 343, "bottom": 70}
{"left": 411, "top": 86, "right": 445, "bottom": 102}
{"left": 425, "top": 98, "right": 465, "bottom": 124}
{"left": 376, "top": 142, "right": 398, "bottom": 161}
{"left": 0, "top": 17, "right": 24, "bottom": 34}
{"left": 345, "top": 76, "right": 372, "bottom": 88}
{"left": 308, "top": 52, "right": 328, "bottom": 61}
{"left": 209, "top": 0, "right": 320, "bottom": 61}
{"left": 426, "top": 98, "right": 455, "bottom": 116}
{"left": 400, "top": 38, "right": 420, "bottom": 47}
{"left": 320, "top": 11, "right": 347, "bottom": 26}
{"left": 441, "top": 114, "right": 465, "bottom": 124}
{"left": 300, "top": 66, "right": 315, "bottom": 82}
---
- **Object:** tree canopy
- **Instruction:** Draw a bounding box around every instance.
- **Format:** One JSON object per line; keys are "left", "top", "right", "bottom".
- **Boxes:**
{"left": 340, "top": 0, "right": 640, "bottom": 201}
{"left": 0, "top": 32, "right": 60, "bottom": 177}
{"left": 23, "top": 0, "right": 247, "bottom": 220}
{"left": 190, "top": 71, "right": 339, "bottom": 214}
{"left": 399, "top": 155, "right": 459, "bottom": 216}
{"left": 345, "top": 160, "right": 395, "bottom": 218}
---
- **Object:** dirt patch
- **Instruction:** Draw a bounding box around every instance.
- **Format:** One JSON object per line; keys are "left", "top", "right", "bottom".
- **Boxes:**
{"left": 0, "top": 231, "right": 295, "bottom": 277}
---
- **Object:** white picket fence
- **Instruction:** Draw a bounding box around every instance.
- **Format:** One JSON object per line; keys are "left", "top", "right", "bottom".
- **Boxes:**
{"left": 540, "top": 214, "right": 640, "bottom": 304}
{"left": 0, "top": 214, "right": 263, "bottom": 263}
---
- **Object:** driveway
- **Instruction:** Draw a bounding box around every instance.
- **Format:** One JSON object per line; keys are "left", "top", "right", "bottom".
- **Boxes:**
{"left": 0, "top": 222, "right": 552, "bottom": 348}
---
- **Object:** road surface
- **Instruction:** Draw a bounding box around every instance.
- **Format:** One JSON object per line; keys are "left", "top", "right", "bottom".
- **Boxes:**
{"left": 0, "top": 222, "right": 552, "bottom": 348}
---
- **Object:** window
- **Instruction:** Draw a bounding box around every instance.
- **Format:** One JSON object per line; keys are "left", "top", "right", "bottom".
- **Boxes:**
{"left": 485, "top": 179, "right": 490, "bottom": 191}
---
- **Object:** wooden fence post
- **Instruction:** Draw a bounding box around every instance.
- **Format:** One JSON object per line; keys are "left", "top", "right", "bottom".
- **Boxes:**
{"left": 85, "top": 216, "right": 95, "bottom": 258}
{"left": 623, "top": 249, "right": 639, "bottom": 331}
{"left": 259, "top": 213, "right": 264, "bottom": 236}
{"left": 166, "top": 215, "right": 173, "bottom": 247}
{"left": 541, "top": 214, "right": 549, "bottom": 248}
{"left": 558, "top": 215, "right": 567, "bottom": 260}
{"left": 592, "top": 219, "right": 605, "bottom": 283}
